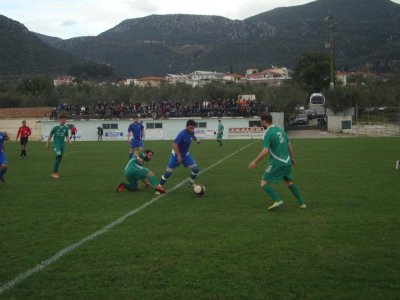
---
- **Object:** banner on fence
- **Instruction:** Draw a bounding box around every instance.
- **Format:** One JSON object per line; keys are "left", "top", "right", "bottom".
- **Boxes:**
{"left": 105, "top": 131, "right": 124, "bottom": 140}
{"left": 228, "top": 127, "right": 264, "bottom": 139}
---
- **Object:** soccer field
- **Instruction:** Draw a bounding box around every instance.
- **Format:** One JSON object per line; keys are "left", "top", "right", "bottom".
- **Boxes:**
{"left": 1, "top": 138, "right": 399, "bottom": 299}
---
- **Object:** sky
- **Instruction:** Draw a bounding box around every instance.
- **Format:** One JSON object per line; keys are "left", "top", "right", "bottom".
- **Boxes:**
{"left": 1, "top": 0, "right": 400, "bottom": 39}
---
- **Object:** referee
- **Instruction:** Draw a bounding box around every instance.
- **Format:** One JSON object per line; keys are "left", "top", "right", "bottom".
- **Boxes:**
{"left": 16, "top": 120, "right": 32, "bottom": 159}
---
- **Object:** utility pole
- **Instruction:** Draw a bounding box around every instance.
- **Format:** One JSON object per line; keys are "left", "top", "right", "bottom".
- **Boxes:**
{"left": 325, "top": 16, "right": 334, "bottom": 90}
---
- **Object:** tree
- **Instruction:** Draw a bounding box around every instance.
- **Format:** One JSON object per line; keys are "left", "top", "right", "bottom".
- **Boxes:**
{"left": 293, "top": 52, "right": 331, "bottom": 93}
{"left": 68, "top": 63, "right": 114, "bottom": 80}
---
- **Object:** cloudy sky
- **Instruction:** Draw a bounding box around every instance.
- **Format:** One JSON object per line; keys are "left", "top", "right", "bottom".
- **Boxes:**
{"left": 2, "top": 0, "right": 400, "bottom": 39}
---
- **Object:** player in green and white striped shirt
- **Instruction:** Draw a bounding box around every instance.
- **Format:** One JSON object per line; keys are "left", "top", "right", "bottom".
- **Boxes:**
{"left": 248, "top": 114, "right": 306, "bottom": 211}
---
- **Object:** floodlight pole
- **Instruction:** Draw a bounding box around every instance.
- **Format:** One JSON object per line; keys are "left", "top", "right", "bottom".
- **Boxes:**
{"left": 326, "top": 16, "right": 335, "bottom": 91}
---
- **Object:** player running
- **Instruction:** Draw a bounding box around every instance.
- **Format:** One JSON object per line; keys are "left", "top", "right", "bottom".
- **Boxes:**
{"left": 46, "top": 115, "right": 72, "bottom": 179}
{"left": 248, "top": 114, "right": 306, "bottom": 211}
{"left": 156, "top": 119, "right": 200, "bottom": 191}
{"left": 117, "top": 149, "right": 166, "bottom": 194}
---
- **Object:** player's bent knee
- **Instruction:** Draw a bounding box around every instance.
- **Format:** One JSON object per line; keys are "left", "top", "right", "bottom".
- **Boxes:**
{"left": 192, "top": 166, "right": 199, "bottom": 174}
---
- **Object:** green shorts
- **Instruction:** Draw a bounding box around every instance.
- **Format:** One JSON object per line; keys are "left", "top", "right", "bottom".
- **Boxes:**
{"left": 53, "top": 147, "right": 64, "bottom": 156}
{"left": 262, "top": 165, "right": 293, "bottom": 183}
{"left": 124, "top": 165, "right": 149, "bottom": 182}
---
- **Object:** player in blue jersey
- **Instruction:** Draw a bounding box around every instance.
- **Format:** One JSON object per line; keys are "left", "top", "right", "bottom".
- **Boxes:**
{"left": 127, "top": 116, "right": 145, "bottom": 160}
{"left": 156, "top": 119, "right": 200, "bottom": 191}
{"left": 0, "top": 131, "right": 10, "bottom": 183}
{"left": 248, "top": 114, "right": 306, "bottom": 211}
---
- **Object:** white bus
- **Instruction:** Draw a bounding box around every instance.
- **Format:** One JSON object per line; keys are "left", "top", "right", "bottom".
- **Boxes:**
{"left": 308, "top": 93, "right": 326, "bottom": 117}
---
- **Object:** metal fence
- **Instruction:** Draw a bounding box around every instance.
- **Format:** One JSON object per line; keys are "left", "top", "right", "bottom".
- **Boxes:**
{"left": 354, "top": 106, "right": 400, "bottom": 125}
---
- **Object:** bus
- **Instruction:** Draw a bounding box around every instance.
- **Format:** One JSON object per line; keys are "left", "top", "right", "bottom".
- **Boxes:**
{"left": 308, "top": 93, "right": 326, "bottom": 117}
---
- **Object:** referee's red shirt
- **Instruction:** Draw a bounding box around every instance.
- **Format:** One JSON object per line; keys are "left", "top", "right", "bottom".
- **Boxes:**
{"left": 16, "top": 126, "right": 31, "bottom": 138}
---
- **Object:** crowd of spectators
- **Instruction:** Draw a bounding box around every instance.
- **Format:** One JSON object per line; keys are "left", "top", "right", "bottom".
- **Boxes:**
{"left": 50, "top": 99, "right": 268, "bottom": 120}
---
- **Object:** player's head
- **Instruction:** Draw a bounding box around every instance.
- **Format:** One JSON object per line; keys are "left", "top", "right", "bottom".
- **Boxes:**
{"left": 59, "top": 115, "right": 67, "bottom": 126}
{"left": 143, "top": 149, "right": 154, "bottom": 161}
{"left": 218, "top": 120, "right": 221, "bottom": 123}
{"left": 133, "top": 116, "right": 139, "bottom": 123}
{"left": 260, "top": 114, "right": 273, "bottom": 129}
{"left": 22, "top": 120, "right": 26, "bottom": 126}
{"left": 186, "top": 119, "right": 196, "bottom": 133}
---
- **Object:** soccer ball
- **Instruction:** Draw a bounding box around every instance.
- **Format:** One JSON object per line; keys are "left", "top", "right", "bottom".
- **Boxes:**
{"left": 193, "top": 184, "right": 205, "bottom": 196}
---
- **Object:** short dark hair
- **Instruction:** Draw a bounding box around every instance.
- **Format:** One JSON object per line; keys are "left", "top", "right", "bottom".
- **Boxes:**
{"left": 59, "top": 115, "right": 67, "bottom": 119}
{"left": 186, "top": 119, "right": 196, "bottom": 127}
{"left": 261, "top": 114, "right": 273, "bottom": 123}
{"left": 144, "top": 149, "right": 154, "bottom": 156}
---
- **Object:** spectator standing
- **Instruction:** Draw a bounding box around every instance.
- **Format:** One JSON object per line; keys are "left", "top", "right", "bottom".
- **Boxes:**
{"left": 97, "top": 127, "right": 104, "bottom": 141}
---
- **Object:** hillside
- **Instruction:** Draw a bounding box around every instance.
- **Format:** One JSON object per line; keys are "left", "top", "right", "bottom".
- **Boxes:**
{"left": 48, "top": 0, "right": 400, "bottom": 76}
{"left": 0, "top": 15, "right": 80, "bottom": 76}
{"left": 2, "top": 0, "right": 400, "bottom": 77}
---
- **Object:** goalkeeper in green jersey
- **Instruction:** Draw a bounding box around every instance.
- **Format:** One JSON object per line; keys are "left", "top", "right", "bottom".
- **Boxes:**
{"left": 248, "top": 114, "right": 306, "bottom": 211}
{"left": 117, "top": 149, "right": 166, "bottom": 194}
{"left": 46, "top": 115, "right": 72, "bottom": 179}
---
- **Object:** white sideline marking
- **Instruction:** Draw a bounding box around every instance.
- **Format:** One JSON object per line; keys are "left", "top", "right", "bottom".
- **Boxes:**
{"left": 0, "top": 141, "right": 258, "bottom": 295}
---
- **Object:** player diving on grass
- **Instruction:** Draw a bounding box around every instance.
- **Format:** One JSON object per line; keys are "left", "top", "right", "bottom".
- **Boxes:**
{"left": 156, "top": 119, "right": 200, "bottom": 192}
{"left": 248, "top": 113, "right": 306, "bottom": 211}
{"left": 117, "top": 149, "right": 166, "bottom": 194}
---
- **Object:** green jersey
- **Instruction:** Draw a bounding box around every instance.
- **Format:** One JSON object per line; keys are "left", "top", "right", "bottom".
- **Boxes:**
{"left": 217, "top": 124, "right": 224, "bottom": 137}
{"left": 50, "top": 125, "right": 69, "bottom": 148}
{"left": 263, "top": 125, "right": 291, "bottom": 167}
{"left": 124, "top": 152, "right": 149, "bottom": 178}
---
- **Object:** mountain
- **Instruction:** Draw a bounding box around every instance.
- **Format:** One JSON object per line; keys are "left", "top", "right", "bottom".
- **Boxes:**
{"left": 247, "top": 0, "right": 400, "bottom": 71}
{"left": 2, "top": 0, "right": 400, "bottom": 77}
{"left": 0, "top": 15, "right": 81, "bottom": 76}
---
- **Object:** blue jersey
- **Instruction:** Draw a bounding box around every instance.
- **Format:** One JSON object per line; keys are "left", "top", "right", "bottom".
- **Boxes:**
{"left": 173, "top": 129, "right": 196, "bottom": 156}
{"left": 0, "top": 132, "right": 5, "bottom": 154}
{"left": 0, "top": 132, "right": 7, "bottom": 164}
{"left": 128, "top": 122, "right": 144, "bottom": 140}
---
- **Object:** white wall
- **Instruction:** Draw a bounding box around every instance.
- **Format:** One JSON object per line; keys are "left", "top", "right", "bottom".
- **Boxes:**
{"left": 327, "top": 116, "right": 353, "bottom": 133}
{"left": 40, "top": 113, "right": 284, "bottom": 141}
{"left": 0, "top": 119, "right": 42, "bottom": 140}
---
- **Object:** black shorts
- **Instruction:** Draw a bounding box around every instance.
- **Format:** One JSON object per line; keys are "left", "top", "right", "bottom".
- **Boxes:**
{"left": 20, "top": 137, "right": 28, "bottom": 145}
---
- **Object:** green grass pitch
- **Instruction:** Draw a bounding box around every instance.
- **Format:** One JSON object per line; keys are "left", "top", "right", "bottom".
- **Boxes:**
{"left": 0, "top": 137, "right": 399, "bottom": 299}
